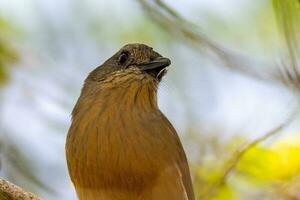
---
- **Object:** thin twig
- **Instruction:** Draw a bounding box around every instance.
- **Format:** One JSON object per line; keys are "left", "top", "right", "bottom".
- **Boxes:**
{"left": 201, "top": 110, "right": 296, "bottom": 200}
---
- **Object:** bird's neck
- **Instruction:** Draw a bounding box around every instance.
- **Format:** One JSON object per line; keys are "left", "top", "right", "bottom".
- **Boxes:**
{"left": 72, "top": 72, "right": 159, "bottom": 120}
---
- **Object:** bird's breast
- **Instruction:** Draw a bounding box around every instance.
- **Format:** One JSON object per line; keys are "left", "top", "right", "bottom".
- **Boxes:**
{"left": 66, "top": 83, "right": 175, "bottom": 194}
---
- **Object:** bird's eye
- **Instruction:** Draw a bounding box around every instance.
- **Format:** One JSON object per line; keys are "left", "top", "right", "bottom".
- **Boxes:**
{"left": 118, "top": 52, "right": 129, "bottom": 65}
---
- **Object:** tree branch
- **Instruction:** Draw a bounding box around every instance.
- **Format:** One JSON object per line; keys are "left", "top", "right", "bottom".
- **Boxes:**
{"left": 0, "top": 177, "right": 41, "bottom": 200}
{"left": 137, "top": 0, "right": 278, "bottom": 83}
{"left": 137, "top": 0, "right": 300, "bottom": 91}
{"left": 201, "top": 110, "right": 296, "bottom": 200}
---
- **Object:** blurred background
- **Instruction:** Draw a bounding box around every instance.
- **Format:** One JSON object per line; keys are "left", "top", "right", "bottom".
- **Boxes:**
{"left": 0, "top": 0, "right": 299, "bottom": 199}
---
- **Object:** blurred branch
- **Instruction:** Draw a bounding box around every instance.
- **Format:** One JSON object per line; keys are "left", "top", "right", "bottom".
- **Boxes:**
{"left": 137, "top": 0, "right": 300, "bottom": 91}
{"left": 273, "top": 0, "right": 300, "bottom": 91}
{"left": 137, "top": 0, "right": 278, "bottom": 82}
{"left": 0, "top": 134, "right": 57, "bottom": 196}
{"left": 274, "top": 0, "right": 300, "bottom": 69}
{"left": 5, "top": 144, "right": 53, "bottom": 193}
{"left": 0, "top": 177, "right": 41, "bottom": 200}
{"left": 201, "top": 111, "right": 296, "bottom": 200}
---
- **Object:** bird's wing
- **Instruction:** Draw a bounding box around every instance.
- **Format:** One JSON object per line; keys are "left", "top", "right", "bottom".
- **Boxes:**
{"left": 141, "top": 162, "right": 189, "bottom": 200}
{"left": 158, "top": 112, "right": 195, "bottom": 200}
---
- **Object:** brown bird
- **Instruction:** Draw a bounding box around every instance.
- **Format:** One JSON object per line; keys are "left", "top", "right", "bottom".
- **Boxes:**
{"left": 65, "top": 43, "right": 195, "bottom": 200}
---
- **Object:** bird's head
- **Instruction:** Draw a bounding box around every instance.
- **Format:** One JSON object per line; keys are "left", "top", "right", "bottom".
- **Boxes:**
{"left": 86, "top": 43, "right": 171, "bottom": 84}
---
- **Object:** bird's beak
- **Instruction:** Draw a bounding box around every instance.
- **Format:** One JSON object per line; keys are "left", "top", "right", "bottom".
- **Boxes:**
{"left": 137, "top": 57, "right": 171, "bottom": 71}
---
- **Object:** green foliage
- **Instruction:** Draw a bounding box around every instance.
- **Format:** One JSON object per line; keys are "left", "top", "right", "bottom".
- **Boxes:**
{"left": 211, "top": 184, "right": 234, "bottom": 200}
{"left": 238, "top": 139, "right": 300, "bottom": 182}
{"left": 117, "top": 17, "right": 171, "bottom": 45}
{"left": 237, "top": 146, "right": 283, "bottom": 182}
{"left": 87, "top": 15, "right": 171, "bottom": 48}
{"left": 0, "top": 17, "right": 18, "bottom": 85}
{"left": 200, "top": 0, "right": 280, "bottom": 53}
{"left": 273, "top": 0, "right": 300, "bottom": 67}
{"left": 191, "top": 135, "right": 241, "bottom": 200}
{"left": 191, "top": 135, "right": 300, "bottom": 200}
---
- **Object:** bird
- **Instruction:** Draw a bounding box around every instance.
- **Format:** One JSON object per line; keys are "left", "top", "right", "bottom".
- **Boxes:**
{"left": 65, "top": 43, "right": 195, "bottom": 200}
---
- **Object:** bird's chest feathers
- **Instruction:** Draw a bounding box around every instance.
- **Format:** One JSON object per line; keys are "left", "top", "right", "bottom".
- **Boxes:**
{"left": 68, "top": 82, "right": 170, "bottom": 189}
